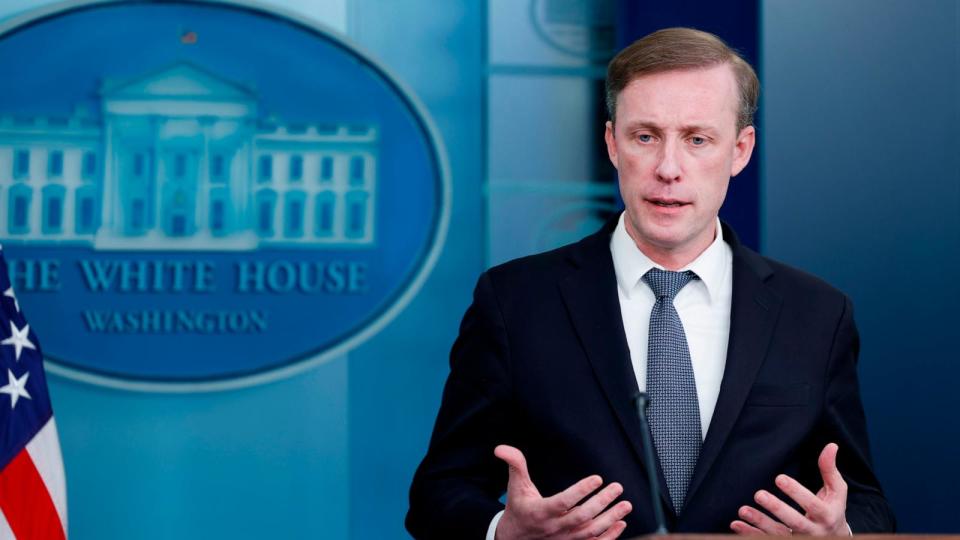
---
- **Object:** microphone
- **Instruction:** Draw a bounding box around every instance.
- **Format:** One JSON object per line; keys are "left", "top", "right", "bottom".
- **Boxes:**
{"left": 633, "top": 392, "right": 668, "bottom": 534}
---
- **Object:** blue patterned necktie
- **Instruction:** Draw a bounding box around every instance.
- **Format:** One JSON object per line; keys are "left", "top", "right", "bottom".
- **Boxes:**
{"left": 642, "top": 268, "right": 702, "bottom": 514}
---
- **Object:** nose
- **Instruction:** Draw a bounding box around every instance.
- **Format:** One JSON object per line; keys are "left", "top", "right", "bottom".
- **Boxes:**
{"left": 655, "top": 139, "right": 681, "bottom": 182}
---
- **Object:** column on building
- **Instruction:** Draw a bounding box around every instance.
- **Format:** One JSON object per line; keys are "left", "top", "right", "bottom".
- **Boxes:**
{"left": 101, "top": 117, "right": 113, "bottom": 234}
{"left": 197, "top": 116, "right": 212, "bottom": 237}
{"left": 151, "top": 116, "right": 163, "bottom": 236}
{"left": 303, "top": 148, "right": 316, "bottom": 241}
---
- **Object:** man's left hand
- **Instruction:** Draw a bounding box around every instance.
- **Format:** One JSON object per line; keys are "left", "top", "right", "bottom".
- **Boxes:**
{"left": 730, "top": 443, "right": 850, "bottom": 536}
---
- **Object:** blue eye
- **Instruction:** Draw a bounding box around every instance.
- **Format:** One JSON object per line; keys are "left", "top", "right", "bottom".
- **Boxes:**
{"left": 690, "top": 136, "right": 705, "bottom": 145}
{"left": 638, "top": 134, "right": 652, "bottom": 143}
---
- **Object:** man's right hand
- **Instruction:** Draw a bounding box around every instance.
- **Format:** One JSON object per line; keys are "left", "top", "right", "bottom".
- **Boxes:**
{"left": 494, "top": 445, "right": 633, "bottom": 540}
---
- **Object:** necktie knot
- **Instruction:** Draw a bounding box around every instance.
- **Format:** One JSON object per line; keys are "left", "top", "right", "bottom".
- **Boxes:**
{"left": 642, "top": 268, "right": 698, "bottom": 300}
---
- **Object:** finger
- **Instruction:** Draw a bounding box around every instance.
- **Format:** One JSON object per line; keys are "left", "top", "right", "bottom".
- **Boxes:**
{"left": 570, "top": 500, "right": 632, "bottom": 540}
{"left": 552, "top": 481, "right": 622, "bottom": 529}
{"left": 595, "top": 519, "right": 628, "bottom": 540}
{"left": 775, "top": 474, "right": 825, "bottom": 517}
{"left": 754, "top": 490, "right": 812, "bottom": 533}
{"left": 738, "top": 504, "right": 792, "bottom": 535}
{"left": 545, "top": 474, "right": 605, "bottom": 514}
{"left": 730, "top": 519, "right": 765, "bottom": 536}
{"left": 494, "top": 445, "right": 539, "bottom": 496}
{"left": 818, "top": 443, "right": 847, "bottom": 494}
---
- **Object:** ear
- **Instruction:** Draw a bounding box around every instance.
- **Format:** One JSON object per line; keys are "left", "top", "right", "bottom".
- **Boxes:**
{"left": 730, "top": 125, "right": 755, "bottom": 177}
{"left": 604, "top": 120, "right": 619, "bottom": 170}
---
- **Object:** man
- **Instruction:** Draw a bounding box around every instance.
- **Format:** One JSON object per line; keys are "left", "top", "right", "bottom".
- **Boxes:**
{"left": 407, "top": 28, "right": 894, "bottom": 539}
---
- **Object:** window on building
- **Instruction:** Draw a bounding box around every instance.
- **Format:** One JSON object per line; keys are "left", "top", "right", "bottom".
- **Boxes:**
{"left": 45, "top": 197, "right": 62, "bottom": 232}
{"left": 345, "top": 191, "right": 368, "bottom": 238}
{"left": 349, "top": 156, "right": 365, "bottom": 186}
{"left": 8, "top": 185, "right": 32, "bottom": 234}
{"left": 80, "top": 152, "right": 97, "bottom": 180}
{"left": 211, "top": 199, "right": 225, "bottom": 233}
{"left": 13, "top": 149, "right": 29, "bottom": 179}
{"left": 47, "top": 151, "right": 63, "bottom": 178}
{"left": 209, "top": 187, "right": 229, "bottom": 234}
{"left": 255, "top": 190, "right": 277, "bottom": 237}
{"left": 13, "top": 198, "right": 28, "bottom": 231}
{"left": 171, "top": 214, "right": 187, "bottom": 237}
{"left": 320, "top": 156, "right": 334, "bottom": 182}
{"left": 289, "top": 201, "right": 303, "bottom": 235}
{"left": 210, "top": 155, "right": 226, "bottom": 183}
{"left": 133, "top": 153, "right": 146, "bottom": 178}
{"left": 174, "top": 153, "right": 187, "bottom": 179}
{"left": 289, "top": 155, "right": 303, "bottom": 182}
{"left": 77, "top": 195, "right": 97, "bottom": 234}
{"left": 258, "top": 202, "right": 273, "bottom": 235}
{"left": 315, "top": 192, "right": 335, "bottom": 236}
{"left": 285, "top": 192, "right": 305, "bottom": 238}
{"left": 258, "top": 155, "right": 273, "bottom": 182}
{"left": 131, "top": 199, "right": 145, "bottom": 231}
{"left": 82, "top": 151, "right": 97, "bottom": 180}
{"left": 162, "top": 187, "right": 195, "bottom": 238}
{"left": 14, "top": 198, "right": 28, "bottom": 229}
{"left": 42, "top": 185, "right": 65, "bottom": 234}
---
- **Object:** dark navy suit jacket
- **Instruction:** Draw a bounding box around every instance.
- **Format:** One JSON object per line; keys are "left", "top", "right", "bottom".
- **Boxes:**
{"left": 407, "top": 220, "right": 895, "bottom": 538}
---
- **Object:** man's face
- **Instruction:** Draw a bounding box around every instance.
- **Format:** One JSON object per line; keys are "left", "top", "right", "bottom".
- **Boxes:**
{"left": 604, "top": 63, "right": 755, "bottom": 267}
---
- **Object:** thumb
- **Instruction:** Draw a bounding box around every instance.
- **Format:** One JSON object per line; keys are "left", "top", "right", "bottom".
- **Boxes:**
{"left": 818, "top": 443, "right": 846, "bottom": 494}
{"left": 495, "top": 444, "right": 539, "bottom": 496}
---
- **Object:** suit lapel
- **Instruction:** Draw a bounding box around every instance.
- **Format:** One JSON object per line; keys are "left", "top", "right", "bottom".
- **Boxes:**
{"left": 556, "top": 223, "right": 676, "bottom": 514}
{"left": 685, "top": 225, "right": 782, "bottom": 505}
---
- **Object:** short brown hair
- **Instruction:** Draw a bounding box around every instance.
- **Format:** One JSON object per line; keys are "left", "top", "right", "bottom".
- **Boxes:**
{"left": 605, "top": 27, "right": 759, "bottom": 132}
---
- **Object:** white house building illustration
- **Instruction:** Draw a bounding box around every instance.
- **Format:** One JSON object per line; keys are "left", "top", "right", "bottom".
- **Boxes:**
{"left": 0, "top": 62, "right": 378, "bottom": 250}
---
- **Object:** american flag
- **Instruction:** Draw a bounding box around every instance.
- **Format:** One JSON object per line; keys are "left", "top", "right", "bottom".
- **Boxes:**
{"left": 0, "top": 248, "right": 67, "bottom": 539}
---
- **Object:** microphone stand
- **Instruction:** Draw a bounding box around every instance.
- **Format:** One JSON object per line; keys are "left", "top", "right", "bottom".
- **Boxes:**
{"left": 633, "top": 392, "right": 669, "bottom": 534}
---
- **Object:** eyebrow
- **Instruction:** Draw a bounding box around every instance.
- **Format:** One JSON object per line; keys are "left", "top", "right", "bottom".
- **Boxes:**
{"left": 623, "top": 120, "right": 720, "bottom": 135}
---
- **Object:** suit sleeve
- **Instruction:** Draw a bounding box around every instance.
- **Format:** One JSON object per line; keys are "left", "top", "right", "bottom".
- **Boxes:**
{"left": 821, "top": 295, "right": 896, "bottom": 532}
{"left": 406, "top": 272, "right": 513, "bottom": 539}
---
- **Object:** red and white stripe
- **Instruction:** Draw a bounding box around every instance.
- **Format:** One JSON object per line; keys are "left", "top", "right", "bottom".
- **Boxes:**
{"left": 0, "top": 418, "right": 67, "bottom": 540}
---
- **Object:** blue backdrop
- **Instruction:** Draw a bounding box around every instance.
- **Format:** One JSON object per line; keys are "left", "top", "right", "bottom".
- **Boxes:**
{"left": 761, "top": 0, "right": 960, "bottom": 532}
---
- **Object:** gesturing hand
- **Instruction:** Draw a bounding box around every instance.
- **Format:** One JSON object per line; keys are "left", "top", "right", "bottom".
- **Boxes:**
{"left": 493, "top": 445, "right": 632, "bottom": 540}
{"left": 731, "top": 443, "right": 850, "bottom": 536}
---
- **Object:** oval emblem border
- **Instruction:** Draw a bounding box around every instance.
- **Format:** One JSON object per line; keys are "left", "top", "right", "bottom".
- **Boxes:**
{"left": 0, "top": 0, "right": 452, "bottom": 393}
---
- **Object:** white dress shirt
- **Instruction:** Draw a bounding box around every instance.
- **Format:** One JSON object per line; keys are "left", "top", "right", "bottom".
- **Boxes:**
{"left": 486, "top": 213, "right": 733, "bottom": 539}
{"left": 610, "top": 212, "right": 733, "bottom": 436}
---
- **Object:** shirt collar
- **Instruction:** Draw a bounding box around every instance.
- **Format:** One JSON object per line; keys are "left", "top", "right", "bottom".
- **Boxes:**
{"left": 610, "top": 212, "right": 728, "bottom": 302}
